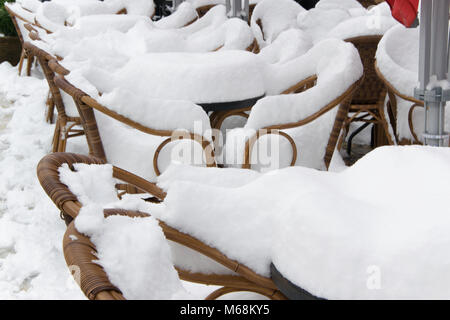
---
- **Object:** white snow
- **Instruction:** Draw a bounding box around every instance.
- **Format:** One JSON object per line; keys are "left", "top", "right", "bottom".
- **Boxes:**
{"left": 273, "top": 146, "right": 450, "bottom": 299}
{"left": 250, "top": 0, "right": 305, "bottom": 48}
{"left": 0, "top": 63, "right": 85, "bottom": 299}
{"left": 154, "top": 146, "right": 450, "bottom": 299}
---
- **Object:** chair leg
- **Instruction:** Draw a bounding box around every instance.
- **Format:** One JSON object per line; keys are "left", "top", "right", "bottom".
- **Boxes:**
{"left": 26, "top": 54, "right": 34, "bottom": 76}
{"left": 17, "top": 49, "right": 25, "bottom": 76}
{"left": 52, "top": 119, "right": 61, "bottom": 153}
{"left": 46, "top": 91, "right": 56, "bottom": 124}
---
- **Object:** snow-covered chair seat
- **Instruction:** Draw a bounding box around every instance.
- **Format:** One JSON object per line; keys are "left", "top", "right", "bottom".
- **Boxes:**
{"left": 51, "top": 58, "right": 217, "bottom": 184}
{"left": 257, "top": 28, "right": 313, "bottom": 65}
{"left": 250, "top": 0, "right": 305, "bottom": 51}
{"left": 224, "top": 39, "right": 363, "bottom": 172}
{"left": 375, "top": 24, "right": 450, "bottom": 146}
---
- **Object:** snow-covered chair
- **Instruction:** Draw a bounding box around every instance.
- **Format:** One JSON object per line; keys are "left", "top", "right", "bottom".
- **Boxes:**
{"left": 33, "top": 0, "right": 155, "bottom": 33}
{"left": 324, "top": 5, "right": 398, "bottom": 153}
{"left": 22, "top": 41, "right": 84, "bottom": 153}
{"left": 37, "top": 152, "right": 286, "bottom": 300}
{"left": 37, "top": 144, "right": 450, "bottom": 300}
{"left": 375, "top": 24, "right": 449, "bottom": 146}
{"left": 224, "top": 39, "right": 363, "bottom": 171}
{"left": 250, "top": 0, "right": 305, "bottom": 51}
{"left": 51, "top": 62, "right": 216, "bottom": 186}
{"left": 4, "top": 1, "right": 38, "bottom": 75}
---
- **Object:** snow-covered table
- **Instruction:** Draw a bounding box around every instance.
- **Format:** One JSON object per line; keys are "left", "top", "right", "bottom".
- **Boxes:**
{"left": 109, "top": 50, "right": 267, "bottom": 128}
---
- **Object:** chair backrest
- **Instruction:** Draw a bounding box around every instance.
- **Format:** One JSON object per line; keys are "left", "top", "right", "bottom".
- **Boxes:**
{"left": 345, "top": 35, "right": 385, "bottom": 105}
{"left": 52, "top": 73, "right": 107, "bottom": 160}
{"left": 240, "top": 39, "right": 363, "bottom": 170}
{"left": 4, "top": 2, "right": 36, "bottom": 44}
{"left": 250, "top": 0, "right": 305, "bottom": 49}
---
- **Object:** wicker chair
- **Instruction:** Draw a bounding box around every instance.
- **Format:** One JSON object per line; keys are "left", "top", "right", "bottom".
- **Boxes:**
{"left": 51, "top": 68, "right": 215, "bottom": 185}
{"left": 37, "top": 152, "right": 286, "bottom": 300}
{"left": 240, "top": 76, "right": 362, "bottom": 170}
{"left": 22, "top": 41, "right": 84, "bottom": 152}
{"left": 4, "top": 2, "right": 38, "bottom": 76}
{"left": 374, "top": 62, "right": 425, "bottom": 146}
{"left": 342, "top": 35, "right": 394, "bottom": 155}
{"left": 224, "top": 39, "right": 363, "bottom": 171}
{"left": 250, "top": 0, "right": 304, "bottom": 53}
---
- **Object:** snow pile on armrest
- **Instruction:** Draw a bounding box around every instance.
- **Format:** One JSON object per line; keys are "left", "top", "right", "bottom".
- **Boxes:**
{"left": 59, "top": 162, "right": 189, "bottom": 300}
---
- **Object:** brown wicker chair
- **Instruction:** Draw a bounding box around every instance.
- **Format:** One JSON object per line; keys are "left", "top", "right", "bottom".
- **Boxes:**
{"left": 4, "top": 2, "right": 38, "bottom": 76}
{"left": 51, "top": 67, "right": 216, "bottom": 182}
{"left": 22, "top": 41, "right": 84, "bottom": 152}
{"left": 343, "top": 35, "right": 394, "bottom": 155}
{"left": 374, "top": 62, "right": 426, "bottom": 146}
{"left": 239, "top": 75, "right": 362, "bottom": 170}
{"left": 37, "top": 152, "right": 286, "bottom": 300}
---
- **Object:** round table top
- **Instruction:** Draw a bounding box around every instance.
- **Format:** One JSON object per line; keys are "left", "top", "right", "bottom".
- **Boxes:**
{"left": 114, "top": 50, "right": 267, "bottom": 106}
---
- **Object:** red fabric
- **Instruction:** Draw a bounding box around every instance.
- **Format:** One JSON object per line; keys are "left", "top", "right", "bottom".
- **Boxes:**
{"left": 386, "top": 0, "right": 420, "bottom": 27}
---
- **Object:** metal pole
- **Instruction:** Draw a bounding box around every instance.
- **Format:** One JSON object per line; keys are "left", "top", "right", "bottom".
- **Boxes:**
{"left": 425, "top": 0, "right": 449, "bottom": 146}
{"left": 243, "top": 0, "right": 249, "bottom": 21}
{"left": 418, "top": 0, "right": 432, "bottom": 91}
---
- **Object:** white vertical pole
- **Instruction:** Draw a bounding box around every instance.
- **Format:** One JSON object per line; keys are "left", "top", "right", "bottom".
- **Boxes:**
{"left": 226, "top": 0, "right": 231, "bottom": 15}
{"left": 418, "top": 0, "right": 432, "bottom": 91}
{"left": 244, "top": 0, "right": 249, "bottom": 21}
{"left": 424, "top": 0, "right": 449, "bottom": 146}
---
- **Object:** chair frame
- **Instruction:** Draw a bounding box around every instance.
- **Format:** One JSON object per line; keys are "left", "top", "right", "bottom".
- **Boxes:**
{"left": 37, "top": 152, "right": 287, "bottom": 300}
{"left": 22, "top": 41, "right": 84, "bottom": 152}
{"left": 4, "top": 3, "right": 38, "bottom": 76}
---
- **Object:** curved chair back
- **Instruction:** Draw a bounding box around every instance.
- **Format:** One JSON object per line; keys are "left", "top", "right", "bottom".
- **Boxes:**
{"left": 345, "top": 35, "right": 384, "bottom": 105}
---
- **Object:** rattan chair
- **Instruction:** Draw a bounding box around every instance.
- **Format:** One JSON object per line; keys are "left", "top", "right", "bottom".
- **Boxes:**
{"left": 224, "top": 39, "right": 363, "bottom": 171}
{"left": 250, "top": 0, "right": 305, "bottom": 53}
{"left": 51, "top": 67, "right": 215, "bottom": 184}
{"left": 240, "top": 76, "right": 361, "bottom": 170}
{"left": 4, "top": 2, "right": 38, "bottom": 75}
{"left": 37, "top": 152, "right": 286, "bottom": 300}
{"left": 374, "top": 62, "right": 425, "bottom": 146}
{"left": 342, "top": 35, "right": 394, "bottom": 155}
{"left": 22, "top": 41, "right": 84, "bottom": 152}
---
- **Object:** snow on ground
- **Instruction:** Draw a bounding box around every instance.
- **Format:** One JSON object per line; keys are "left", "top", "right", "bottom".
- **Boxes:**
{"left": 0, "top": 62, "right": 265, "bottom": 300}
{"left": 0, "top": 62, "right": 84, "bottom": 299}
